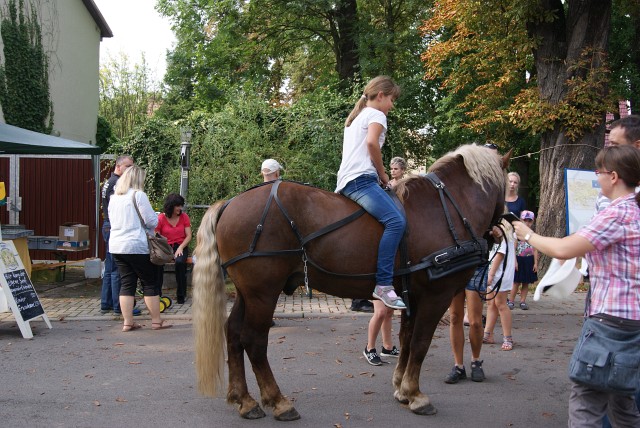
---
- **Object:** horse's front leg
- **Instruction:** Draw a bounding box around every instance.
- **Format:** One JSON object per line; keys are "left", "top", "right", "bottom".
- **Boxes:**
{"left": 242, "top": 299, "right": 300, "bottom": 421}
{"left": 398, "top": 292, "right": 456, "bottom": 416}
{"left": 226, "top": 294, "right": 265, "bottom": 419}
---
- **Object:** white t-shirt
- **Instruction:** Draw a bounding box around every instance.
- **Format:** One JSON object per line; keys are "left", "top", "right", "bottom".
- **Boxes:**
{"left": 335, "top": 107, "right": 387, "bottom": 192}
{"left": 489, "top": 238, "right": 516, "bottom": 292}
{"left": 108, "top": 189, "right": 158, "bottom": 254}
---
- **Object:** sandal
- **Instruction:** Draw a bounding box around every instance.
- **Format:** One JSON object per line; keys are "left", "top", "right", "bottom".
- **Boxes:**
{"left": 482, "top": 331, "right": 495, "bottom": 344}
{"left": 122, "top": 323, "right": 142, "bottom": 332}
{"left": 501, "top": 336, "right": 513, "bottom": 351}
{"left": 152, "top": 321, "right": 173, "bottom": 330}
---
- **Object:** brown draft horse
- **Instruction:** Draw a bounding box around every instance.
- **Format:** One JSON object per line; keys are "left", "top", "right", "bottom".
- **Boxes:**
{"left": 193, "top": 144, "right": 508, "bottom": 420}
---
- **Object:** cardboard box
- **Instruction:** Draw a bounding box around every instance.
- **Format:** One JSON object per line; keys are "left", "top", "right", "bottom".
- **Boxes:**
{"left": 58, "top": 223, "right": 90, "bottom": 242}
{"left": 38, "top": 236, "right": 58, "bottom": 250}
{"left": 57, "top": 240, "right": 90, "bottom": 249}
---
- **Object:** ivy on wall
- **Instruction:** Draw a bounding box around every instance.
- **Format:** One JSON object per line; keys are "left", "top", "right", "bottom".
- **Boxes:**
{"left": 0, "top": 0, "right": 53, "bottom": 133}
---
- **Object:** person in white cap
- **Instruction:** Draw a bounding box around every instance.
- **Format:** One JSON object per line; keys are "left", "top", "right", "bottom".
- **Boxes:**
{"left": 261, "top": 158, "right": 282, "bottom": 182}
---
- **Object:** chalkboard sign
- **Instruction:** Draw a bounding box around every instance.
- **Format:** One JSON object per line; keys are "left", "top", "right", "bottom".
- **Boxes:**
{"left": 3, "top": 269, "right": 44, "bottom": 321}
{"left": 0, "top": 240, "right": 51, "bottom": 338}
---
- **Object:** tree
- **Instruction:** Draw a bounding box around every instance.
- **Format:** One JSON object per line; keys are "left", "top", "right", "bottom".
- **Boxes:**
{"left": 609, "top": 0, "right": 640, "bottom": 113}
{"left": 111, "top": 117, "right": 179, "bottom": 206}
{"left": 422, "top": 1, "right": 615, "bottom": 270}
{"left": 99, "top": 52, "right": 160, "bottom": 141}
{"left": 0, "top": 0, "right": 53, "bottom": 133}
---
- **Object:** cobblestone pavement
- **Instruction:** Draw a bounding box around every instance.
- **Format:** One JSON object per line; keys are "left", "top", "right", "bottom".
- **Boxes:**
{"left": 0, "top": 266, "right": 587, "bottom": 323}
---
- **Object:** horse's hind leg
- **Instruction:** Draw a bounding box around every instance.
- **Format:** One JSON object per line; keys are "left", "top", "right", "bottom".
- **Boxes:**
{"left": 242, "top": 302, "right": 300, "bottom": 421}
{"left": 226, "top": 294, "right": 266, "bottom": 419}
{"left": 393, "top": 311, "right": 412, "bottom": 404}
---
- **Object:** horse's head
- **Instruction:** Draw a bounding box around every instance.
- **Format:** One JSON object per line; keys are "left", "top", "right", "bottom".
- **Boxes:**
{"left": 429, "top": 144, "right": 507, "bottom": 245}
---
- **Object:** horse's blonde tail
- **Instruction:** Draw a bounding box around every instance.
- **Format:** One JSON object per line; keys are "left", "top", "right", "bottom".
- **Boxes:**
{"left": 193, "top": 201, "right": 227, "bottom": 397}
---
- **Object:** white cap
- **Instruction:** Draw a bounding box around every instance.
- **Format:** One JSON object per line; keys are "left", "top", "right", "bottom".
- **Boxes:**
{"left": 261, "top": 159, "right": 282, "bottom": 174}
{"left": 533, "top": 258, "right": 581, "bottom": 301}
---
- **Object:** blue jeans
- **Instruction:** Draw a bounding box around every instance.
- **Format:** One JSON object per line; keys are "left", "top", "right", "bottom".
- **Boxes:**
{"left": 341, "top": 174, "right": 406, "bottom": 285}
{"left": 100, "top": 220, "right": 121, "bottom": 312}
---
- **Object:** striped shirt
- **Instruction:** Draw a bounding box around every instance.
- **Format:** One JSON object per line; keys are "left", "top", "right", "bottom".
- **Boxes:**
{"left": 578, "top": 193, "right": 640, "bottom": 320}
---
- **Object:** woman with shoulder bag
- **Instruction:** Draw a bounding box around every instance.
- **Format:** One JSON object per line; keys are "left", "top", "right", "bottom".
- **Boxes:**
{"left": 108, "top": 165, "right": 172, "bottom": 332}
{"left": 513, "top": 145, "right": 640, "bottom": 427}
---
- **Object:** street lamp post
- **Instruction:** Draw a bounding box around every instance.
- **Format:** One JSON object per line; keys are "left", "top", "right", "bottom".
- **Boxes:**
{"left": 179, "top": 127, "right": 192, "bottom": 205}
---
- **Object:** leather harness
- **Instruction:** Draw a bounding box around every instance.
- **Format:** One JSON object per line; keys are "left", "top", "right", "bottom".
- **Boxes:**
{"left": 218, "top": 176, "right": 491, "bottom": 315}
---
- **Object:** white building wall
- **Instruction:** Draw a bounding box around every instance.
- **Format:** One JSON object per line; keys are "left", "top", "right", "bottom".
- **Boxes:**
{"left": 48, "top": 1, "right": 101, "bottom": 144}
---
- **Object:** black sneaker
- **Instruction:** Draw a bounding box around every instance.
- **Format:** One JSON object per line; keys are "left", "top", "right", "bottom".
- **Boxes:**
{"left": 363, "top": 347, "right": 383, "bottom": 366}
{"left": 444, "top": 365, "right": 467, "bottom": 384}
{"left": 380, "top": 346, "right": 400, "bottom": 358}
{"left": 470, "top": 360, "right": 485, "bottom": 382}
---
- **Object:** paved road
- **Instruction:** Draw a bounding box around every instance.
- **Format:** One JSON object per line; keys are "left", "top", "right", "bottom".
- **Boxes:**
{"left": 0, "top": 267, "right": 588, "bottom": 427}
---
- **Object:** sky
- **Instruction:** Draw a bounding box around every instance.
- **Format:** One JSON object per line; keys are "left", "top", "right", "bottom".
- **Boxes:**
{"left": 93, "top": 0, "right": 176, "bottom": 82}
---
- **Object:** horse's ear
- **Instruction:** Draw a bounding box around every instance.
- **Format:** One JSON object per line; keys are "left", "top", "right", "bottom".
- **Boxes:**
{"left": 501, "top": 149, "right": 513, "bottom": 169}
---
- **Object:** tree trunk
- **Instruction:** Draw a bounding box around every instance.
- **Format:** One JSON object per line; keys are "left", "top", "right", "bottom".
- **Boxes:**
{"left": 331, "top": 0, "right": 359, "bottom": 86}
{"left": 529, "top": 0, "right": 611, "bottom": 273}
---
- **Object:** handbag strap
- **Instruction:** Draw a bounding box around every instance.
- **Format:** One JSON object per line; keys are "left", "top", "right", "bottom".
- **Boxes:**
{"left": 131, "top": 191, "right": 150, "bottom": 234}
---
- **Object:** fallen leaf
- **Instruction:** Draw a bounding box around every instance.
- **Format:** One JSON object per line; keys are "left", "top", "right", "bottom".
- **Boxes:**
{"left": 93, "top": 401, "right": 100, "bottom": 406}
{"left": 335, "top": 359, "right": 342, "bottom": 365}
{"left": 542, "top": 412, "right": 555, "bottom": 418}
{"left": 115, "top": 397, "right": 128, "bottom": 402}
{"left": 114, "top": 343, "right": 125, "bottom": 346}
{"left": 333, "top": 424, "right": 342, "bottom": 428}
{"left": 283, "top": 356, "right": 296, "bottom": 360}
{"left": 85, "top": 374, "right": 94, "bottom": 379}
{"left": 345, "top": 374, "right": 354, "bottom": 378}
{"left": 363, "top": 391, "right": 375, "bottom": 395}
{"left": 129, "top": 361, "right": 141, "bottom": 365}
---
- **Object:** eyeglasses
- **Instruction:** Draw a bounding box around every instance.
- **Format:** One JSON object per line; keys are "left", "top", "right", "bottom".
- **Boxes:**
{"left": 594, "top": 169, "right": 614, "bottom": 176}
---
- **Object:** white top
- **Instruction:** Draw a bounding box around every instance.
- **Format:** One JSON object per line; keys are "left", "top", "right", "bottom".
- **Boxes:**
{"left": 489, "top": 238, "right": 516, "bottom": 292}
{"left": 108, "top": 189, "right": 158, "bottom": 254}
{"left": 335, "top": 107, "right": 387, "bottom": 192}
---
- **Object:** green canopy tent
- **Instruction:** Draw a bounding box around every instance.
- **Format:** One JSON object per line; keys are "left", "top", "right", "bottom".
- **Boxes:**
{"left": 0, "top": 123, "right": 102, "bottom": 155}
{"left": 0, "top": 122, "right": 103, "bottom": 256}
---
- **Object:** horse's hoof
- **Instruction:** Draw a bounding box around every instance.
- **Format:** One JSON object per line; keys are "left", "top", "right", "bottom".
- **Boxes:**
{"left": 240, "top": 404, "right": 266, "bottom": 419}
{"left": 411, "top": 403, "right": 437, "bottom": 416}
{"left": 274, "top": 407, "right": 301, "bottom": 421}
{"left": 394, "top": 390, "right": 409, "bottom": 404}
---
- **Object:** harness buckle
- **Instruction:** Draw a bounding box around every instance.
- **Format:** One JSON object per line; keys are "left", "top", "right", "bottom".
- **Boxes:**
{"left": 435, "top": 182, "right": 445, "bottom": 189}
{"left": 434, "top": 252, "right": 450, "bottom": 265}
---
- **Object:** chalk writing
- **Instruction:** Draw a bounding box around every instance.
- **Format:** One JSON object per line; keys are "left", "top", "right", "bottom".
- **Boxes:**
{"left": 3, "top": 269, "right": 44, "bottom": 320}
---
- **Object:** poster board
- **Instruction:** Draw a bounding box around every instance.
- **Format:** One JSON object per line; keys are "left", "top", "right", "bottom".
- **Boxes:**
{"left": 0, "top": 240, "right": 52, "bottom": 338}
{"left": 564, "top": 168, "right": 600, "bottom": 235}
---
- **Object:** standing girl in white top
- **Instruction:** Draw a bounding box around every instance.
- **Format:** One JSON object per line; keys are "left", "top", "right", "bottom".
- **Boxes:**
{"left": 483, "top": 221, "right": 516, "bottom": 350}
{"left": 336, "top": 75, "right": 407, "bottom": 315}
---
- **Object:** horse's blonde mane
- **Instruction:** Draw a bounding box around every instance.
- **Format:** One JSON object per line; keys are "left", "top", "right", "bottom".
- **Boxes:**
{"left": 429, "top": 144, "right": 505, "bottom": 193}
{"left": 394, "top": 144, "right": 505, "bottom": 202}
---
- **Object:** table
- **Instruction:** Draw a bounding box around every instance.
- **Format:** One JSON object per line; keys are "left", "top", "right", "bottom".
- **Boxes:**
{"left": 50, "top": 247, "right": 91, "bottom": 281}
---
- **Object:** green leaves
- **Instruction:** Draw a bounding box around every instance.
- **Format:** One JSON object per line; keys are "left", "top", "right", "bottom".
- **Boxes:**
{"left": 0, "top": 0, "right": 53, "bottom": 133}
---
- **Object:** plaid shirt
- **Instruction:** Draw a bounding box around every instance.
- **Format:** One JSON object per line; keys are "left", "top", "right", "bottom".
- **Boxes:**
{"left": 578, "top": 193, "right": 640, "bottom": 320}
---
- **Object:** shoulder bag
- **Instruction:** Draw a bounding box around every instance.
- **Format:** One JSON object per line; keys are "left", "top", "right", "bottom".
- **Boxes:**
{"left": 131, "top": 192, "right": 174, "bottom": 265}
{"left": 567, "top": 289, "right": 640, "bottom": 395}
